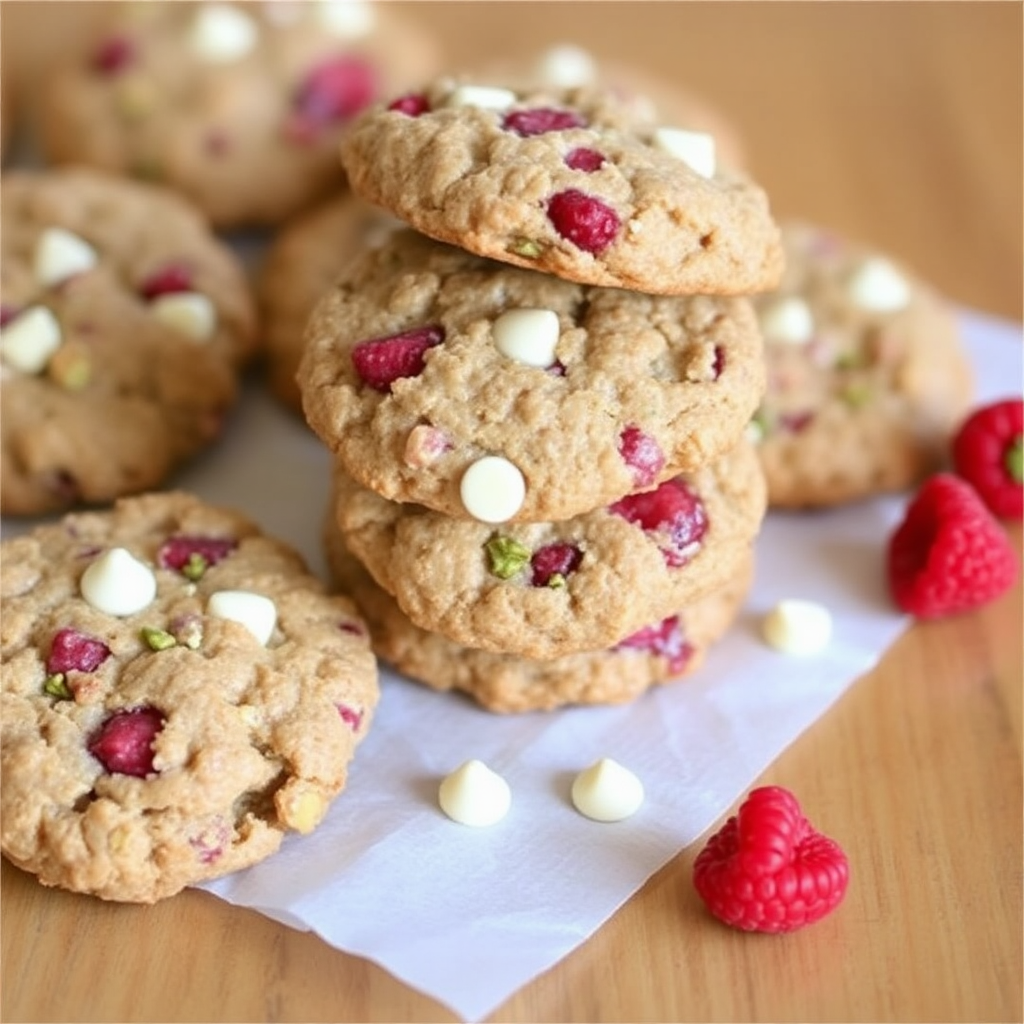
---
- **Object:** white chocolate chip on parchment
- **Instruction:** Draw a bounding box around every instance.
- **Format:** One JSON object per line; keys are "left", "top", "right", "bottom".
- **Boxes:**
{"left": 438, "top": 759, "right": 511, "bottom": 827}
{"left": 571, "top": 758, "right": 645, "bottom": 822}
{"left": 762, "top": 598, "right": 833, "bottom": 655}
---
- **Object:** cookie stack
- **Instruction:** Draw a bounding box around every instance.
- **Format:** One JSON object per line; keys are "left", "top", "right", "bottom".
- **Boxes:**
{"left": 298, "top": 73, "right": 784, "bottom": 712}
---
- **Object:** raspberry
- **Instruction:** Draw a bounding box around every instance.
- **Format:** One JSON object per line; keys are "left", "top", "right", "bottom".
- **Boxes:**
{"left": 564, "top": 147, "right": 605, "bottom": 172}
{"left": 614, "top": 615, "right": 693, "bottom": 673}
{"left": 951, "top": 398, "right": 1024, "bottom": 519}
{"left": 336, "top": 704, "right": 364, "bottom": 730}
{"left": 693, "top": 786, "right": 850, "bottom": 933}
{"left": 712, "top": 345, "right": 725, "bottom": 380}
{"left": 502, "top": 107, "right": 586, "bottom": 137}
{"left": 139, "top": 264, "right": 193, "bottom": 300}
{"left": 388, "top": 92, "right": 430, "bottom": 116}
{"left": 46, "top": 628, "right": 111, "bottom": 674}
{"left": 293, "top": 56, "right": 376, "bottom": 126}
{"left": 157, "top": 535, "right": 237, "bottom": 578}
{"left": 546, "top": 189, "right": 620, "bottom": 254}
{"left": 618, "top": 425, "right": 665, "bottom": 487}
{"left": 530, "top": 543, "right": 582, "bottom": 587}
{"left": 610, "top": 479, "right": 708, "bottom": 567}
{"left": 92, "top": 36, "right": 134, "bottom": 75}
{"left": 88, "top": 706, "right": 165, "bottom": 777}
{"left": 887, "top": 473, "right": 1018, "bottom": 618}
{"left": 351, "top": 325, "right": 444, "bottom": 392}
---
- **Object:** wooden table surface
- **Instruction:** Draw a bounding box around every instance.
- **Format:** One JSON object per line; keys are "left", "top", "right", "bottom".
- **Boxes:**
{"left": 2, "top": 3, "right": 1021, "bottom": 1022}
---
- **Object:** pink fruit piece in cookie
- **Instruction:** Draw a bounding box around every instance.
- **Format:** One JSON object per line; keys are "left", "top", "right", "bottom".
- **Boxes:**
{"left": 388, "top": 92, "right": 430, "bottom": 116}
{"left": 291, "top": 56, "right": 376, "bottom": 130}
{"left": 92, "top": 36, "right": 135, "bottom": 75}
{"left": 157, "top": 535, "right": 238, "bottom": 579}
{"left": 618, "top": 425, "right": 666, "bottom": 487}
{"left": 530, "top": 542, "right": 583, "bottom": 587}
{"left": 502, "top": 107, "right": 586, "bottom": 137}
{"left": 609, "top": 479, "right": 708, "bottom": 567}
{"left": 712, "top": 346, "right": 726, "bottom": 380}
{"left": 351, "top": 325, "right": 444, "bottom": 393}
{"left": 546, "top": 189, "right": 620, "bottom": 254}
{"left": 565, "top": 147, "right": 605, "bottom": 172}
{"left": 88, "top": 706, "right": 165, "bottom": 777}
{"left": 615, "top": 615, "right": 694, "bottom": 673}
{"left": 139, "top": 263, "right": 193, "bottom": 300}
{"left": 0, "top": 304, "right": 22, "bottom": 327}
{"left": 46, "top": 628, "right": 111, "bottom": 674}
{"left": 336, "top": 704, "right": 364, "bottom": 730}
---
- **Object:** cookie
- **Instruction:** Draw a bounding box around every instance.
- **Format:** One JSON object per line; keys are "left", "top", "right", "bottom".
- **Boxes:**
{"left": 324, "top": 490, "right": 754, "bottom": 713}
{"left": 36, "top": 1, "right": 441, "bottom": 228}
{"left": 299, "top": 229, "right": 766, "bottom": 524}
{"left": 333, "top": 439, "right": 766, "bottom": 661}
{"left": 0, "top": 491, "right": 378, "bottom": 904}
{"left": 0, "top": 168, "right": 257, "bottom": 516}
{"left": 259, "top": 194, "right": 401, "bottom": 412}
{"left": 750, "top": 221, "right": 974, "bottom": 508}
{"left": 340, "top": 75, "right": 783, "bottom": 295}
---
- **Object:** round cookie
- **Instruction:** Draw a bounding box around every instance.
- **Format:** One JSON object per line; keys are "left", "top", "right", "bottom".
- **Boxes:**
{"left": 340, "top": 76, "right": 783, "bottom": 295}
{"left": 324, "top": 491, "right": 754, "bottom": 713}
{"left": 259, "top": 194, "right": 401, "bottom": 412}
{"left": 299, "top": 229, "right": 766, "bottom": 524}
{"left": 333, "top": 439, "right": 766, "bottom": 661}
{"left": 36, "top": 1, "right": 441, "bottom": 228}
{"left": 1, "top": 168, "right": 257, "bottom": 516}
{"left": 750, "top": 221, "right": 974, "bottom": 508}
{"left": 0, "top": 491, "right": 378, "bottom": 904}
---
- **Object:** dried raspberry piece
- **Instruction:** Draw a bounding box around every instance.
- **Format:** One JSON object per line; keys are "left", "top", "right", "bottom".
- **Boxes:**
{"left": 92, "top": 35, "right": 135, "bottom": 75}
{"left": 388, "top": 92, "right": 430, "bottom": 116}
{"left": 139, "top": 264, "right": 193, "bottom": 300}
{"left": 336, "top": 704, "right": 364, "bottom": 730}
{"left": 614, "top": 615, "right": 693, "bottom": 673}
{"left": 618, "top": 425, "right": 665, "bottom": 487}
{"left": 88, "top": 707, "right": 165, "bottom": 777}
{"left": 530, "top": 543, "right": 582, "bottom": 587}
{"left": 547, "top": 189, "right": 620, "bottom": 254}
{"left": 351, "top": 325, "right": 444, "bottom": 393}
{"left": 502, "top": 107, "right": 586, "bottom": 136}
{"left": 564, "top": 147, "right": 605, "bottom": 172}
{"left": 292, "top": 56, "right": 376, "bottom": 128}
{"left": 951, "top": 398, "right": 1024, "bottom": 519}
{"left": 887, "top": 473, "right": 1019, "bottom": 618}
{"left": 712, "top": 346, "right": 725, "bottom": 380}
{"left": 157, "top": 535, "right": 237, "bottom": 579}
{"left": 0, "top": 303, "right": 21, "bottom": 328}
{"left": 610, "top": 479, "right": 708, "bottom": 567}
{"left": 693, "top": 786, "right": 850, "bottom": 933}
{"left": 46, "top": 628, "right": 111, "bottom": 674}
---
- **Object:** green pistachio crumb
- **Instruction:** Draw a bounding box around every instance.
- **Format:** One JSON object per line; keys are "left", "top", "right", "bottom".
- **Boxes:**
{"left": 1006, "top": 435, "right": 1023, "bottom": 484}
{"left": 841, "top": 382, "right": 872, "bottom": 408}
{"left": 547, "top": 573, "right": 567, "bottom": 589}
{"left": 43, "top": 674, "right": 73, "bottom": 700}
{"left": 182, "top": 552, "right": 208, "bottom": 581}
{"left": 141, "top": 626, "right": 176, "bottom": 651}
{"left": 485, "top": 534, "right": 531, "bottom": 580}
{"left": 507, "top": 237, "right": 543, "bottom": 259}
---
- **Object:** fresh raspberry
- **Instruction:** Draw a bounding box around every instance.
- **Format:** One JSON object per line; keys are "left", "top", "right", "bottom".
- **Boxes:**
{"left": 139, "top": 264, "right": 193, "bottom": 300}
{"left": 502, "top": 107, "right": 586, "bottom": 137}
{"left": 388, "top": 92, "right": 430, "bottom": 116}
{"left": 564, "top": 147, "right": 605, "bottom": 172}
{"left": 293, "top": 56, "right": 376, "bottom": 126}
{"left": 0, "top": 304, "right": 21, "bottom": 328}
{"left": 46, "top": 628, "right": 111, "bottom": 675}
{"left": 693, "top": 786, "right": 850, "bottom": 933}
{"left": 951, "top": 398, "right": 1024, "bottom": 519}
{"left": 614, "top": 615, "right": 693, "bottom": 673}
{"left": 92, "top": 35, "right": 135, "bottom": 75}
{"left": 351, "top": 325, "right": 444, "bottom": 392}
{"left": 887, "top": 473, "right": 1018, "bottom": 618}
{"left": 157, "top": 535, "right": 237, "bottom": 576}
{"left": 530, "top": 543, "right": 582, "bottom": 587}
{"left": 88, "top": 707, "right": 165, "bottom": 777}
{"left": 618, "top": 425, "right": 665, "bottom": 487}
{"left": 546, "top": 189, "right": 620, "bottom": 254}
{"left": 610, "top": 479, "right": 708, "bottom": 567}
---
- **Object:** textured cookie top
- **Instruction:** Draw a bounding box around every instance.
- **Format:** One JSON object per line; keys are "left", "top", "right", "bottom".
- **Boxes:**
{"left": 0, "top": 491, "right": 378, "bottom": 903}
{"left": 36, "top": 0, "right": 440, "bottom": 227}
{"left": 340, "top": 76, "right": 784, "bottom": 294}
{"left": 0, "top": 168, "right": 257, "bottom": 515}
{"left": 750, "top": 222, "right": 974, "bottom": 507}
{"left": 300, "top": 229, "right": 766, "bottom": 523}
{"left": 334, "top": 439, "right": 766, "bottom": 661}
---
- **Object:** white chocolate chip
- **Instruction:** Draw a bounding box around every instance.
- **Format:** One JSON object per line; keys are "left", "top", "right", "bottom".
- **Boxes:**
{"left": 762, "top": 598, "right": 833, "bottom": 655}
{"left": 459, "top": 456, "right": 526, "bottom": 523}
{"left": 759, "top": 295, "right": 815, "bottom": 345}
{"left": 492, "top": 308, "right": 560, "bottom": 367}
{"left": 652, "top": 127, "right": 716, "bottom": 178}
{"left": 317, "top": 0, "right": 375, "bottom": 37}
{"left": 0, "top": 306, "right": 63, "bottom": 374}
{"left": 34, "top": 227, "right": 98, "bottom": 288}
{"left": 150, "top": 292, "right": 216, "bottom": 341}
{"left": 846, "top": 257, "right": 911, "bottom": 312}
{"left": 438, "top": 760, "right": 511, "bottom": 827}
{"left": 571, "top": 758, "right": 645, "bottom": 822}
{"left": 207, "top": 590, "right": 277, "bottom": 646}
{"left": 534, "top": 44, "right": 596, "bottom": 88}
{"left": 80, "top": 548, "right": 157, "bottom": 616}
{"left": 191, "top": 3, "right": 258, "bottom": 63}
{"left": 444, "top": 84, "right": 517, "bottom": 111}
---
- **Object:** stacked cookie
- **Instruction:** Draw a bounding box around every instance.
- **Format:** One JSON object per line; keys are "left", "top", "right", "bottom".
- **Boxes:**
{"left": 299, "top": 73, "right": 784, "bottom": 712}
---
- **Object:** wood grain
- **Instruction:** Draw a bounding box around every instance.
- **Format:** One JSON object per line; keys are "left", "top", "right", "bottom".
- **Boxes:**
{"left": 2, "top": 3, "right": 1021, "bottom": 1022}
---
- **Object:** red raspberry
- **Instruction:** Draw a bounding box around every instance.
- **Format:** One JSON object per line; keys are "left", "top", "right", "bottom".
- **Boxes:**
{"left": 336, "top": 704, "right": 364, "bottom": 730}
{"left": 351, "top": 325, "right": 444, "bottom": 392}
{"left": 712, "top": 345, "right": 725, "bottom": 380}
{"left": 546, "top": 189, "right": 620, "bottom": 254}
{"left": 502, "top": 107, "right": 586, "bottom": 137}
{"left": 92, "top": 36, "right": 135, "bottom": 75}
{"left": 614, "top": 615, "right": 693, "bottom": 673}
{"left": 139, "top": 264, "right": 193, "bottom": 300}
{"left": 610, "top": 479, "right": 708, "bottom": 567}
{"left": 530, "top": 543, "right": 582, "bottom": 587}
{"left": 951, "top": 398, "right": 1024, "bottom": 519}
{"left": 618, "top": 425, "right": 665, "bottom": 487}
{"left": 293, "top": 56, "right": 376, "bottom": 125}
{"left": 157, "top": 535, "right": 237, "bottom": 575}
{"left": 88, "top": 707, "right": 165, "bottom": 777}
{"left": 887, "top": 473, "right": 1018, "bottom": 618}
{"left": 564, "top": 147, "right": 605, "bottom": 172}
{"left": 693, "top": 786, "right": 850, "bottom": 933}
{"left": 46, "top": 628, "right": 111, "bottom": 675}
{"left": 388, "top": 92, "right": 430, "bottom": 116}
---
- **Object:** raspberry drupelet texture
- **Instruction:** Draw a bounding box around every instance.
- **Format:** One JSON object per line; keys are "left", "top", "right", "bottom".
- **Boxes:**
{"left": 351, "top": 325, "right": 445, "bottom": 393}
